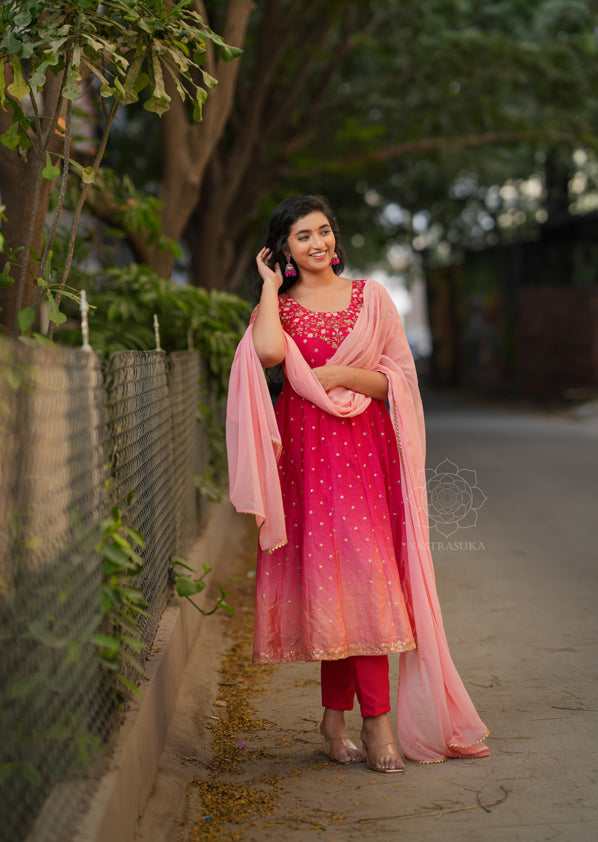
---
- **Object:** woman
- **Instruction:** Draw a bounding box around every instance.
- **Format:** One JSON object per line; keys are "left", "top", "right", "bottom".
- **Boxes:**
{"left": 226, "top": 195, "right": 489, "bottom": 772}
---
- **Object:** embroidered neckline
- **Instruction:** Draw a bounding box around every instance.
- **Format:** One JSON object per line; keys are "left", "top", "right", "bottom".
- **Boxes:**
{"left": 281, "top": 280, "right": 356, "bottom": 314}
{"left": 279, "top": 280, "right": 365, "bottom": 350}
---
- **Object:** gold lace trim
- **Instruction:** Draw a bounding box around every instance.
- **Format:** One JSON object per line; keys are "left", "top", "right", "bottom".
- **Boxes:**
{"left": 448, "top": 728, "right": 491, "bottom": 748}
{"left": 261, "top": 538, "right": 288, "bottom": 554}
{"left": 253, "top": 637, "right": 416, "bottom": 664}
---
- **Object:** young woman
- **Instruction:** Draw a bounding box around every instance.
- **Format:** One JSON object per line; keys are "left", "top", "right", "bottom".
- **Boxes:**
{"left": 226, "top": 195, "right": 489, "bottom": 772}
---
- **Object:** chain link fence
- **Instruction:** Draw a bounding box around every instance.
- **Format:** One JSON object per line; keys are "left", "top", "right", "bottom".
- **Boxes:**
{"left": 0, "top": 337, "right": 211, "bottom": 842}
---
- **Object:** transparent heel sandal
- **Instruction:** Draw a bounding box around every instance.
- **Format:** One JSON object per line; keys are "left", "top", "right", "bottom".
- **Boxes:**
{"left": 320, "top": 725, "right": 364, "bottom": 764}
{"left": 361, "top": 738, "right": 405, "bottom": 773}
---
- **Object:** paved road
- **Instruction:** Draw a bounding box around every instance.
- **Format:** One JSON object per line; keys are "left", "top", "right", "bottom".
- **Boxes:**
{"left": 138, "top": 392, "right": 598, "bottom": 842}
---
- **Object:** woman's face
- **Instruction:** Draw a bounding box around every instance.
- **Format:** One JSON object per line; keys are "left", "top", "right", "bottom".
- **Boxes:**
{"left": 286, "top": 211, "right": 336, "bottom": 274}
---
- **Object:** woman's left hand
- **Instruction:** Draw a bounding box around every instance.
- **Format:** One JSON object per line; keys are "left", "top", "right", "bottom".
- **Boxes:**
{"left": 313, "top": 365, "right": 389, "bottom": 401}
{"left": 312, "top": 365, "right": 350, "bottom": 392}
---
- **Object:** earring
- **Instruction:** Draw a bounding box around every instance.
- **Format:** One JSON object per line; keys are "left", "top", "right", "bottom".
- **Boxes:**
{"left": 284, "top": 259, "right": 297, "bottom": 278}
{"left": 331, "top": 252, "right": 340, "bottom": 265}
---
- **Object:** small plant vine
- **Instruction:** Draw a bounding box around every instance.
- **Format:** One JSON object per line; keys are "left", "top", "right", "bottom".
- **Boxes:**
{"left": 90, "top": 491, "right": 233, "bottom": 703}
{"left": 91, "top": 493, "right": 148, "bottom": 700}
{"left": 170, "top": 558, "right": 233, "bottom": 618}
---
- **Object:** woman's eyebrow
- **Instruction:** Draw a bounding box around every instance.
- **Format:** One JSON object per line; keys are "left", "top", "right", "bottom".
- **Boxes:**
{"left": 295, "top": 225, "right": 330, "bottom": 234}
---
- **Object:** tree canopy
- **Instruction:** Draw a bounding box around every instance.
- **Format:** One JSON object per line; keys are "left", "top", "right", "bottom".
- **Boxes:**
{"left": 1, "top": 0, "right": 597, "bottom": 333}
{"left": 107, "top": 0, "right": 598, "bottom": 290}
{"left": 0, "top": 0, "right": 248, "bottom": 332}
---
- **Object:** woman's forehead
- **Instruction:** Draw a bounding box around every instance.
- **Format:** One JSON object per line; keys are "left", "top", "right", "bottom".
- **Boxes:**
{"left": 290, "top": 211, "right": 330, "bottom": 235}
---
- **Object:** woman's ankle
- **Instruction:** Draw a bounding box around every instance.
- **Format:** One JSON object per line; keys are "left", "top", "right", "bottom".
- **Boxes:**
{"left": 321, "top": 707, "right": 347, "bottom": 734}
{"left": 361, "top": 713, "right": 394, "bottom": 742}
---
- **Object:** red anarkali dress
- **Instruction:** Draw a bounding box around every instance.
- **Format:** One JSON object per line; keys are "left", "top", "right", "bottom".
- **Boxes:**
{"left": 252, "top": 279, "right": 416, "bottom": 664}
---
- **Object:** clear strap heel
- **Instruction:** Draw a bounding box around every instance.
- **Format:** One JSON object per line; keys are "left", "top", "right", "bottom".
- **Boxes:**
{"left": 361, "top": 738, "right": 406, "bottom": 773}
{"left": 320, "top": 725, "right": 364, "bottom": 764}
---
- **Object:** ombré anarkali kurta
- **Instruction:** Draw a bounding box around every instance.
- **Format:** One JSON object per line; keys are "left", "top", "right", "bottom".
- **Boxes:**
{"left": 226, "top": 278, "right": 490, "bottom": 763}
{"left": 253, "top": 279, "right": 416, "bottom": 663}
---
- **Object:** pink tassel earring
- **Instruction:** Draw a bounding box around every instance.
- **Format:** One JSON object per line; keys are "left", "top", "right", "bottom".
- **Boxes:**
{"left": 331, "top": 252, "right": 340, "bottom": 265}
{"left": 284, "top": 259, "right": 297, "bottom": 278}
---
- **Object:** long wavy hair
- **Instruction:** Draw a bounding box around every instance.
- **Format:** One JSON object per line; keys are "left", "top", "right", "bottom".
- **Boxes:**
{"left": 251, "top": 194, "right": 347, "bottom": 302}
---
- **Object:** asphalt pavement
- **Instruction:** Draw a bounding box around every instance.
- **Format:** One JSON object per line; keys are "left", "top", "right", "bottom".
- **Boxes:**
{"left": 137, "top": 390, "right": 598, "bottom": 842}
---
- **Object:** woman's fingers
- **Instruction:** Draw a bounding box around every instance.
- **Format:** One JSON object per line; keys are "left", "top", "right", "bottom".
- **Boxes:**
{"left": 256, "top": 249, "right": 284, "bottom": 289}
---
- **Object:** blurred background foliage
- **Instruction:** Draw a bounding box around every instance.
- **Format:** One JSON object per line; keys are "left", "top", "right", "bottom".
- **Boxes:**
{"left": 1, "top": 0, "right": 597, "bottom": 336}
{"left": 101, "top": 0, "right": 598, "bottom": 293}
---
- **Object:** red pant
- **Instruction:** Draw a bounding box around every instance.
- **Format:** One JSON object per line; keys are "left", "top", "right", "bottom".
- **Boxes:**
{"left": 321, "top": 655, "right": 390, "bottom": 717}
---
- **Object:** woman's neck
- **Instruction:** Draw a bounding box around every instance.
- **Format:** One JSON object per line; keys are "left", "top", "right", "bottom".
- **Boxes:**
{"left": 295, "top": 268, "right": 341, "bottom": 288}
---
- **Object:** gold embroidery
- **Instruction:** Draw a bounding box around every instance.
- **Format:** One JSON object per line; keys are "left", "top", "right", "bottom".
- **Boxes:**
{"left": 253, "top": 636, "right": 417, "bottom": 664}
{"left": 279, "top": 280, "right": 365, "bottom": 350}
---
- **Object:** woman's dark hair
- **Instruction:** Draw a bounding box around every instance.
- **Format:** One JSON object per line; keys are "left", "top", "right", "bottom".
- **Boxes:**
{"left": 251, "top": 194, "right": 347, "bottom": 301}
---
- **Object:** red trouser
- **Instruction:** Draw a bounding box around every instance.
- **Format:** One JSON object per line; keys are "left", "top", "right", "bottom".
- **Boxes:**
{"left": 320, "top": 655, "right": 390, "bottom": 718}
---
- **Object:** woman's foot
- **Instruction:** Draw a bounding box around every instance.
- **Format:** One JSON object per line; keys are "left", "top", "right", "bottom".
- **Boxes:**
{"left": 320, "top": 708, "right": 363, "bottom": 764}
{"left": 360, "top": 714, "right": 405, "bottom": 773}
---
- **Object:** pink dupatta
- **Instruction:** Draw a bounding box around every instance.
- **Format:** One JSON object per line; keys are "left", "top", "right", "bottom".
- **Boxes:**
{"left": 226, "top": 279, "right": 490, "bottom": 763}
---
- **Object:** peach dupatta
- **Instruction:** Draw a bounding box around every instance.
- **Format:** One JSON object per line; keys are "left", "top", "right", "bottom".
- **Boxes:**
{"left": 226, "top": 279, "right": 490, "bottom": 763}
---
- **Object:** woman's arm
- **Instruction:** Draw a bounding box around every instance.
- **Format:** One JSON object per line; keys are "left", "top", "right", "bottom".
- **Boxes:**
{"left": 251, "top": 248, "right": 286, "bottom": 367}
{"left": 313, "top": 365, "right": 388, "bottom": 401}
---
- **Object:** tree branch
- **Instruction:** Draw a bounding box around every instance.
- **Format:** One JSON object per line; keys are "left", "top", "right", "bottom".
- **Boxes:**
{"left": 48, "top": 100, "right": 120, "bottom": 336}
{"left": 294, "top": 131, "right": 576, "bottom": 176}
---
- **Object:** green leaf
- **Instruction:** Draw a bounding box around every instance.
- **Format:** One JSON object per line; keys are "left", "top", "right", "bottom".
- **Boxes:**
{"left": 116, "top": 673, "right": 141, "bottom": 695}
{"left": 120, "top": 634, "right": 145, "bottom": 653}
{"left": 90, "top": 633, "right": 120, "bottom": 658}
{"left": 46, "top": 289, "right": 67, "bottom": 325}
{"left": 62, "top": 62, "right": 81, "bottom": 101}
{"left": 1, "top": 121, "right": 23, "bottom": 151}
{"left": 81, "top": 166, "right": 96, "bottom": 184}
{"left": 31, "top": 332, "right": 54, "bottom": 346}
{"left": 192, "top": 86, "right": 207, "bottom": 122}
{"left": 120, "top": 55, "right": 144, "bottom": 105}
{"left": 42, "top": 151, "right": 61, "bottom": 181}
{"left": 201, "top": 69, "right": 218, "bottom": 89}
{"left": 0, "top": 264, "right": 14, "bottom": 288}
{"left": 175, "top": 575, "right": 206, "bottom": 598}
{"left": 17, "top": 307, "right": 35, "bottom": 333}
{"left": 218, "top": 594, "right": 234, "bottom": 616}
{"left": 171, "top": 556, "right": 195, "bottom": 572}
{"left": 102, "top": 542, "right": 132, "bottom": 568}
{"left": 144, "top": 93, "right": 171, "bottom": 117}
{"left": 221, "top": 45, "right": 243, "bottom": 62}
{"left": 29, "top": 51, "right": 60, "bottom": 88}
{"left": 14, "top": 9, "right": 32, "bottom": 28}
{"left": 144, "top": 51, "right": 171, "bottom": 116}
{"left": 117, "top": 586, "right": 149, "bottom": 608}
{"left": 122, "top": 526, "right": 145, "bottom": 548}
{"left": 7, "top": 56, "right": 29, "bottom": 101}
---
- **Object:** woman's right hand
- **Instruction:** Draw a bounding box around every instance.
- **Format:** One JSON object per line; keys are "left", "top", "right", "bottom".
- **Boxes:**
{"left": 256, "top": 247, "right": 284, "bottom": 290}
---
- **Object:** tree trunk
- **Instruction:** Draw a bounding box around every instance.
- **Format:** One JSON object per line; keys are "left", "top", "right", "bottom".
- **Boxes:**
{"left": 134, "top": 0, "right": 253, "bottom": 278}
{"left": 0, "top": 150, "right": 56, "bottom": 332}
